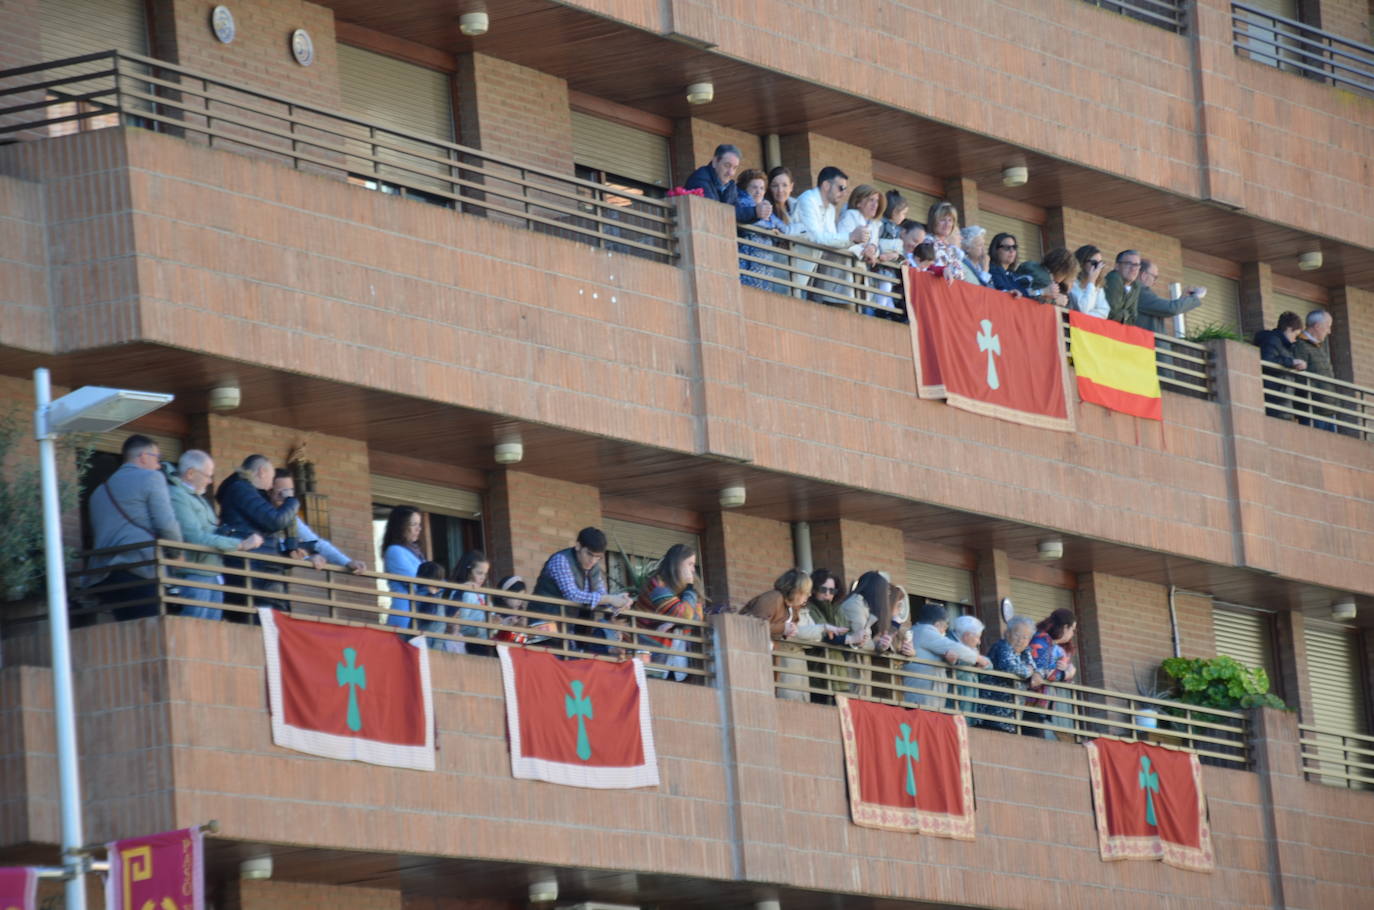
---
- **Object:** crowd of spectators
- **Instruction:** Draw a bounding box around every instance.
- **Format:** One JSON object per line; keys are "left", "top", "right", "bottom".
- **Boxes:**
{"left": 83, "top": 437, "right": 363, "bottom": 623}
{"left": 688, "top": 146, "right": 1211, "bottom": 334}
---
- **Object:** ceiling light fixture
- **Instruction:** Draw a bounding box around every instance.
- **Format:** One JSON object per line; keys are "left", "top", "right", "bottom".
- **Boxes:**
{"left": 686, "top": 82, "right": 714, "bottom": 105}
{"left": 459, "top": 12, "right": 489, "bottom": 36}
{"left": 1001, "top": 165, "right": 1029, "bottom": 187}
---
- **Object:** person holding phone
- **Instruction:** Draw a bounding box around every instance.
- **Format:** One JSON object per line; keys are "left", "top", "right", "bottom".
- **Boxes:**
{"left": 1068, "top": 245, "right": 1110, "bottom": 319}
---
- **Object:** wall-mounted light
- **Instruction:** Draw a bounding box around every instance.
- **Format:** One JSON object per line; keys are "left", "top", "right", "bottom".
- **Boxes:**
{"left": 686, "top": 82, "right": 714, "bottom": 105}
{"left": 1037, "top": 538, "right": 1063, "bottom": 561}
{"left": 459, "top": 12, "right": 489, "bottom": 36}
{"left": 718, "top": 485, "right": 746, "bottom": 508}
{"left": 528, "top": 878, "right": 558, "bottom": 903}
{"left": 1331, "top": 596, "right": 1357, "bottom": 621}
{"left": 1001, "top": 165, "right": 1029, "bottom": 187}
{"left": 208, "top": 384, "right": 241, "bottom": 412}
{"left": 1297, "top": 250, "right": 1323, "bottom": 271}
{"left": 240, "top": 856, "right": 273, "bottom": 880}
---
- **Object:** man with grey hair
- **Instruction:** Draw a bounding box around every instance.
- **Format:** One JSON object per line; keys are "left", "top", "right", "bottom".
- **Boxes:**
{"left": 1133, "top": 259, "right": 1206, "bottom": 334}
{"left": 167, "top": 450, "right": 262, "bottom": 620}
{"left": 1293, "top": 308, "right": 1337, "bottom": 431}
{"left": 904, "top": 602, "right": 989, "bottom": 709}
{"left": 85, "top": 434, "right": 183, "bottom": 621}
{"left": 683, "top": 143, "right": 769, "bottom": 222}
{"left": 1105, "top": 249, "right": 1144, "bottom": 323}
{"left": 975, "top": 615, "right": 1046, "bottom": 733}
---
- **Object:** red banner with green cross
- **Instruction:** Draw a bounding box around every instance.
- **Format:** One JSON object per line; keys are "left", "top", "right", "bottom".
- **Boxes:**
{"left": 1085, "top": 739, "right": 1214, "bottom": 871}
{"left": 260, "top": 609, "right": 434, "bottom": 771}
{"left": 497, "top": 646, "right": 659, "bottom": 788}
{"left": 104, "top": 827, "right": 204, "bottom": 910}
{"left": 836, "top": 696, "right": 975, "bottom": 840}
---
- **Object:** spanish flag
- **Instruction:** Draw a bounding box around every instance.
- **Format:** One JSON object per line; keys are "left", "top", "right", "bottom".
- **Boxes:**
{"left": 1069, "top": 311, "right": 1163, "bottom": 420}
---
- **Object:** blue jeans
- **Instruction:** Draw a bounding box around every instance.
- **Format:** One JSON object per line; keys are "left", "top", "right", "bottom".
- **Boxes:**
{"left": 176, "top": 574, "right": 225, "bottom": 620}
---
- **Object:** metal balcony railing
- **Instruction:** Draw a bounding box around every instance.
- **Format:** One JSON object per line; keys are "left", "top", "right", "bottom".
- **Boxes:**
{"left": 0, "top": 51, "right": 677, "bottom": 262}
{"left": 1299, "top": 724, "right": 1374, "bottom": 789}
{"left": 735, "top": 225, "right": 906, "bottom": 317}
{"left": 1260, "top": 363, "right": 1374, "bottom": 439}
{"left": 1232, "top": 3, "right": 1374, "bottom": 98}
{"left": 772, "top": 640, "right": 1251, "bottom": 768}
{"left": 61, "top": 540, "right": 712, "bottom": 680}
{"left": 1082, "top": 0, "right": 1189, "bottom": 34}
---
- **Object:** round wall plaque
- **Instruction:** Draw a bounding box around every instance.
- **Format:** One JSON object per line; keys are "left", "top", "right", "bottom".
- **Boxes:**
{"left": 290, "top": 28, "right": 314, "bottom": 66}
{"left": 1000, "top": 597, "right": 1015, "bottom": 623}
{"left": 210, "top": 5, "right": 236, "bottom": 44}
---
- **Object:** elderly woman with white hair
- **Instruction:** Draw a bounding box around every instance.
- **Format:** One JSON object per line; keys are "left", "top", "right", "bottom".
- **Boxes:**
{"left": 904, "top": 602, "right": 989, "bottom": 708}
{"left": 947, "top": 614, "right": 986, "bottom": 715}
{"left": 975, "top": 616, "right": 1046, "bottom": 734}
{"left": 959, "top": 225, "right": 992, "bottom": 287}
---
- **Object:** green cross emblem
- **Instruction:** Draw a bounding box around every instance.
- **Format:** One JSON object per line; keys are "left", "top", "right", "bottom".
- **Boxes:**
{"left": 894, "top": 722, "right": 920, "bottom": 797}
{"left": 336, "top": 647, "right": 366, "bottom": 732}
{"left": 1138, "top": 755, "right": 1160, "bottom": 827}
{"left": 565, "top": 679, "right": 593, "bottom": 761}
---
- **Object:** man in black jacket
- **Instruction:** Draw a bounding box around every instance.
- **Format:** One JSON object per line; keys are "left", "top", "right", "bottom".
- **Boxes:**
{"left": 216, "top": 453, "right": 299, "bottom": 613}
{"left": 1254, "top": 311, "right": 1306, "bottom": 418}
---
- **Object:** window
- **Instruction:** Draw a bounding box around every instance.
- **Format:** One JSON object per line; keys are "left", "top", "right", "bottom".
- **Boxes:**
{"left": 905, "top": 560, "right": 975, "bottom": 622}
{"left": 1009, "top": 578, "right": 1075, "bottom": 620}
{"left": 1182, "top": 267, "right": 1242, "bottom": 338}
{"left": 601, "top": 517, "right": 700, "bottom": 594}
{"left": 1212, "top": 603, "right": 1278, "bottom": 684}
{"left": 979, "top": 208, "right": 1044, "bottom": 266}
{"left": 371, "top": 475, "right": 483, "bottom": 608}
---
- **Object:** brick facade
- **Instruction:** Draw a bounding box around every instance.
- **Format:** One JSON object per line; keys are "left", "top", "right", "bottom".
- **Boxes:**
{"left": 699, "top": 510, "right": 793, "bottom": 610}
{"left": 808, "top": 519, "right": 904, "bottom": 596}
{"left": 149, "top": 0, "right": 342, "bottom": 110}
{"left": 456, "top": 53, "right": 572, "bottom": 173}
{"left": 484, "top": 470, "right": 602, "bottom": 586}
{"left": 778, "top": 132, "right": 872, "bottom": 193}
{"left": 230, "top": 880, "right": 401, "bottom": 910}
{"left": 672, "top": 117, "right": 764, "bottom": 188}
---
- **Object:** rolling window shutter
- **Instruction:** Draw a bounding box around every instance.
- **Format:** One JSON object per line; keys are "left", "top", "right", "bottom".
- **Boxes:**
{"left": 1009, "top": 578, "right": 1074, "bottom": 619}
{"left": 39, "top": 0, "right": 147, "bottom": 61}
{"left": 602, "top": 518, "right": 699, "bottom": 563}
{"left": 1182, "top": 267, "right": 1242, "bottom": 335}
{"left": 338, "top": 46, "right": 453, "bottom": 142}
{"left": 571, "top": 112, "right": 671, "bottom": 188}
{"left": 370, "top": 475, "right": 480, "bottom": 518}
{"left": 871, "top": 178, "right": 939, "bottom": 225}
{"left": 905, "top": 560, "right": 974, "bottom": 606}
{"left": 1271, "top": 291, "right": 1319, "bottom": 319}
{"left": 1212, "top": 604, "right": 1276, "bottom": 681}
{"left": 1304, "top": 623, "right": 1369, "bottom": 734}
{"left": 979, "top": 210, "right": 1043, "bottom": 265}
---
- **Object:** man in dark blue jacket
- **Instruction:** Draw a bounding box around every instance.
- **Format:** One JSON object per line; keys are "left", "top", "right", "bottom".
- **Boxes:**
{"left": 683, "top": 144, "right": 768, "bottom": 223}
{"left": 1254, "top": 311, "right": 1307, "bottom": 418}
{"left": 216, "top": 453, "right": 299, "bottom": 613}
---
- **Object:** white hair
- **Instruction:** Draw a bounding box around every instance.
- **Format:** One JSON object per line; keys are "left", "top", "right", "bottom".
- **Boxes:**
{"left": 1006, "top": 615, "right": 1036, "bottom": 637}
{"left": 177, "top": 449, "right": 213, "bottom": 476}
{"left": 960, "top": 225, "right": 987, "bottom": 252}
{"left": 951, "top": 614, "right": 984, "bottom": 639}
{"left": 1306, "top": 308, "right": 1331, "bottom": 328}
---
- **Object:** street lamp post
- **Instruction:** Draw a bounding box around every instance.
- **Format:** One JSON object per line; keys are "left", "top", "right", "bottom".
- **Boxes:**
{"left": 33, "top": 368, "right": 173, "bottom": 910}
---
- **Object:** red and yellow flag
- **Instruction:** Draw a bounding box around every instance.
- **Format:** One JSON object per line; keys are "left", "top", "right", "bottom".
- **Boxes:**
{"left": 1069, "top": 311, "right": 1163, "bottom": 420}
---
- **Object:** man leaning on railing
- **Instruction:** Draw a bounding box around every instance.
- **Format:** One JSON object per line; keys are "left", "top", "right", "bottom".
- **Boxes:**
{"left": 166, "top": 450, "right": 262, "bottom": 621}
{"left": 83, "top": 434, "right": 183, "bottom": 623}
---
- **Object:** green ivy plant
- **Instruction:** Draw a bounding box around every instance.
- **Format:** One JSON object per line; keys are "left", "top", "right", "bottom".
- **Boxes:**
{"left": 1161, "top": 655, "right": 1288, "bottom": 710}
{"left": 0, "top": 410, "right": 91, "bottom": 602}
{"left": 1187, "top": 323, "right": 1245, "bottom": 343}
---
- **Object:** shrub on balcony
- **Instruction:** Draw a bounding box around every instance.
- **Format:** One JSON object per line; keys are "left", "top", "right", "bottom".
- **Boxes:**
{"left": 0, "top": 410, "right": 90, "bottom": 603}
{"left": 1161, "top": 655, "right": 1288, "bottom": 711}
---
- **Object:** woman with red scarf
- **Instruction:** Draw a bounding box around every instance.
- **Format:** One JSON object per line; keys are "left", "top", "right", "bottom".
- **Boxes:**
{"left": 633, "top": 544, "right": 701, "bottom": 681}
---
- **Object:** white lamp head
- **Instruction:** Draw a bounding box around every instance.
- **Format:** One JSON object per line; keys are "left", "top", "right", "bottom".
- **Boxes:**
{"left": 1037, "top": 538, "right": 1063, "bottom": 561}
{"left": 528, "top": 878, "right": 558, "bottom": 903}
{"left": 1297, "top": 250, "right": 1323, "bottom": 271}
{"left": 208, "top": 384, "right": 241, "bottom": 412}
{"left": 1331, "top": 597, "right": 1357, "bottom": 621}
{"left": 686, "top": 82, "right": 714, "bottom": 105}
{"left": 718, "top": 485, "right": 746, "bottom": 508}
{"left": 240, "top": 856, "right": 272, "bottom": 880}
{"left": 494, "top": 441, "right": 524, "bottom": 465}
{"left": 459, "top": 12, "right": 489, "bottom": 36}
{"left": 1001, "top": 165, "right": 1029, "bottom": 187}
{"left": 44, "top": 386, "right": 174, "bottom": 435}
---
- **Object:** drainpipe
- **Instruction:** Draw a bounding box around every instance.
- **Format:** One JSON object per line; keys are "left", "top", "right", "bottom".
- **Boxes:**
{"left": 764, "top": 134, "right": 782, "bottom": 171}
{"left": 792, "top": 521, "right": 812, "bottom": 573}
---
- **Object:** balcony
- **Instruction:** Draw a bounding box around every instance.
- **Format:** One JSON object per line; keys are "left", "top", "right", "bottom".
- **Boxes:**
{"left": 1232, "top": 2, "right": 1374, "bottom": 99}
{"left": 2, "top": 544, "right": 1370, "bottom": 907}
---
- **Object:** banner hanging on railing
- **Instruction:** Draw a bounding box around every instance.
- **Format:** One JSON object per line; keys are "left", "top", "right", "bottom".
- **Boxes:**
{"left": 0, "top": 867, "right": 37, "bottom": 910}
{"left": 260, "top": 609, "right": 435, "bottom": 771}
{"left": 1084, "top": 738, "right": 1214, "bottom": 872}
{"left": 904, "top": 268, "right": 1074, "bottom": 431}
{"left": 1068, "top": 311, "right": 1163, "bottom": 420}
{"left": 497, "top": 646, "right": 659, "bottom": 789}
{"left": 836, "top": 696, "right": 975, "bottom": 840}
{"left": 105, "top": 826, "right": 205, "bottom": 910}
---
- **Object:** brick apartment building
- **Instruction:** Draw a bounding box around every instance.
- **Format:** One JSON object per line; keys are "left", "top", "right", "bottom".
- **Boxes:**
{"left": 1, "top": 0, "right": 1373, "bottom": 907}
